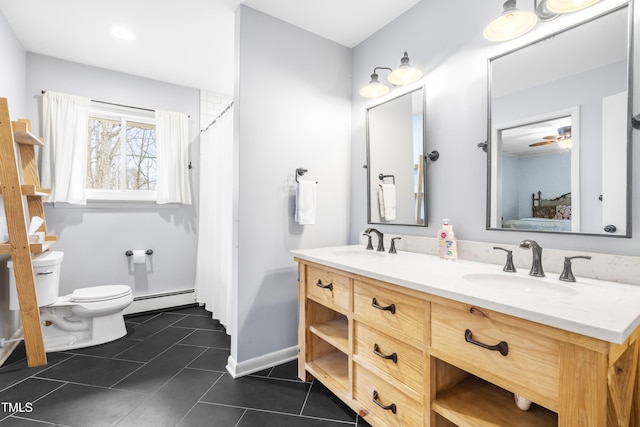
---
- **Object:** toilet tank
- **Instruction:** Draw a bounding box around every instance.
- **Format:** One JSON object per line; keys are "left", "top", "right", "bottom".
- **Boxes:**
{"left": 8, "top": 251, "right": 64, "bottom": 310}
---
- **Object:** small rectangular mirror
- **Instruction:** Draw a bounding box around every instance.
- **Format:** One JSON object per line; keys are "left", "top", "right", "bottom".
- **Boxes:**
{"left": 366, "top": 87, "right": 426, "bottom": 226}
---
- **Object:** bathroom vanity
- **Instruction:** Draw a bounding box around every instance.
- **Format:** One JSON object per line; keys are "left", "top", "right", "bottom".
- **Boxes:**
{"left": 292, "top": 245, "right": 640, "bottom": 427}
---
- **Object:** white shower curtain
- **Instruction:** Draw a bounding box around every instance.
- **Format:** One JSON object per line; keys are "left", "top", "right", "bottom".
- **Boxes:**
{"left": 194, "top": 101, "right": 234, "bottom": 335}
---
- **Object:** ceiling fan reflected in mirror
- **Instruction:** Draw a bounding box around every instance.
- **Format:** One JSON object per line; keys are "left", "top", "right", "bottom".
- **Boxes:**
{"left": 529, "top": 125, "right": 572, "bottom": 149}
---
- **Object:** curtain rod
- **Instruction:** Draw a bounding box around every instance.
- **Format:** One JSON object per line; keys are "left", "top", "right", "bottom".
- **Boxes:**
{"left": 199, "top": 101, "right": 234, "bottom": 134}
{"left": 40, "top": 90, "right": 190, "bottom": 118}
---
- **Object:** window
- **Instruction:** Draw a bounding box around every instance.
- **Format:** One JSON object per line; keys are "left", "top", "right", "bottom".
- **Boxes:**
{"left": 86, "top": 103, "right": 157, "bottom": 201}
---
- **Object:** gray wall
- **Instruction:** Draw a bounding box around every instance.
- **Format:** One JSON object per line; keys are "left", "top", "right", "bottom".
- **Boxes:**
{"left": 233, "top": 6, "right": 351, "bottom": 362}
{"left": 515, "top": 152, "right": 572, "bottom": 220}
{"left": 24, "top": 54, "right": 200, "bottom": 297}
{"left": 0, "top": 10, "right": 26, "bottom": 357}
{"left": 0, "top": 11, "right": 25, "bottom": 118}
{"left": 350, "top": 0, "right": 640, "bottom": 255}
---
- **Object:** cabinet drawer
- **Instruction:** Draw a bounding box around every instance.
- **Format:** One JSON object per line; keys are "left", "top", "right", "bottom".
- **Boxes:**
{"left": 430, "top": 303, "right": 560, "bottom": 411}
{"left": 354, "top": 322, "right": 424, "bottom": 397}
{"left": 354, "top": 281, "right": 425, "bottom": 344}
{"left": 354, "top": 363, "right": 423, "bottom": 427}
{"left": 306, "top": 265, "right": 351, "bottom": 311}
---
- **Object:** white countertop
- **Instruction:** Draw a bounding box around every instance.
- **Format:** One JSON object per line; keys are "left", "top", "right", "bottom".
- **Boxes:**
{"left": 292, "top": 245, "right": 640, "bottom": 344}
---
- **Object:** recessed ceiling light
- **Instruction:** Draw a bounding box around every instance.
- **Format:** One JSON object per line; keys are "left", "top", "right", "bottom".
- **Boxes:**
{"left": 110, "top": 27, "right": 134, "bottom": 41}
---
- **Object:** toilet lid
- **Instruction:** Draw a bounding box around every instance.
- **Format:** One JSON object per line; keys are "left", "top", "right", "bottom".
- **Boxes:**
{"left": 70, "top": 285, "right": 132, "bottom": 302}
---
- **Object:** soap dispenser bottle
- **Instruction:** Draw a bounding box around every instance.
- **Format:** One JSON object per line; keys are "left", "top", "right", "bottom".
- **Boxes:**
{"left": 438, "top": 219, "right": 458, "bottom": 260}
{"left": 438, "top": 219, "right": 451, "bottom": 258}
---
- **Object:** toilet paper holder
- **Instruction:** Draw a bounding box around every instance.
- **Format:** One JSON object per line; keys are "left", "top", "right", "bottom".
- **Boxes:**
{"left": 125, "top": 249, "right": 154, "bottom": 256}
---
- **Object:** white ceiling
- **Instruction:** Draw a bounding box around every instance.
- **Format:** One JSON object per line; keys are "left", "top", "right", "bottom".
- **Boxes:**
{"left": 501, "top": 116, "right": 573, "bottom": 157}
{"left": 0, "top": 0, "right": 421, "bottom": 95}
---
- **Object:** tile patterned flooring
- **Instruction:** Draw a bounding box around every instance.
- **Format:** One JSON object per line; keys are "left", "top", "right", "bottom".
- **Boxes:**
{"left": 0, "top": 305, "right": 372, "bottom": 426}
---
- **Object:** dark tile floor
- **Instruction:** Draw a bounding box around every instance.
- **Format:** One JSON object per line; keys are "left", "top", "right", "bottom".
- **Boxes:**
{"left": 0, "top": 305, "right": 371, "bottom": 427}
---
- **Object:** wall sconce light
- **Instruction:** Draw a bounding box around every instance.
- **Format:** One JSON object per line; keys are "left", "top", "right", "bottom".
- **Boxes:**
{"left": 360, "top": 67, "right": 392, "bottom": 98}
{"left": 483, "top": 0, "right": 538, "bottom": 41}
{"left": 359, "top": 52, "right": 422, "bottom": 98}
{"left": 484, "top": 0, "right": 602, "bottom": 42}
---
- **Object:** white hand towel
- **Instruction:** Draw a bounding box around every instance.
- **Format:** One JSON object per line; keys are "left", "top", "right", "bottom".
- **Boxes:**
{"left": 295, "top": 180, "right": 317, "bottom": 225}
{"left": 379, "top": 183, "right": 396, "bottom": 221}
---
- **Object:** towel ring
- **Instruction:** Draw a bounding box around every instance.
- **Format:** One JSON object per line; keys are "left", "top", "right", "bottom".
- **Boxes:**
{"left": 295, "top": 167, "right": 318, "bottom": 184}
{"left": 378, "top": 173, "right": 395, "bottom": 185}
{"left": 295, "top": 168, "right": 308, "bottom": 183}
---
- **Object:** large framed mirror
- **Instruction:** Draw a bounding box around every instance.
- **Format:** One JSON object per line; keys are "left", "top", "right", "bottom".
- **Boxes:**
{"left": 366, "top": 87, "right": 426, "bottom": 226}
{"left": 487, "top": 4, "right": 632, "bottom": 236}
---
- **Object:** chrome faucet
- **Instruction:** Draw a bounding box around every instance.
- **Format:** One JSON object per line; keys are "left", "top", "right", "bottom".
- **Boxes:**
{"left": 364, "top": 228, "right": 385, "bottom": 252}
{"left": 519, "top": 239, "right": 544, "bottom": 277}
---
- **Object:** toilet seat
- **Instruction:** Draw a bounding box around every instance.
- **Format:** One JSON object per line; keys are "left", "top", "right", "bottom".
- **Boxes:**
{"left": 70, "top": 285, "right": 132, "bottom": 303}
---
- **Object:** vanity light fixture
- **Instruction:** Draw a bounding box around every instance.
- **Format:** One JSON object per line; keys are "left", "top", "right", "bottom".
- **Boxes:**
{"left": 485, "top": 0, "right": 603, "bottom": 42}
{"left": 359, "top": 52, "right": 422, "bottom": 98}
{"left": 484, "top": 0, "right": 538, "bottom": 42}
{"left": 546, "top": 0, "right": 602, "bottom": 13}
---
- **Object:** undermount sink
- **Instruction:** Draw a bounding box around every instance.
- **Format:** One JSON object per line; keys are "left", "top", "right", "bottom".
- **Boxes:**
{"left": 463, "top": 273, "right": 579, "bottom": 296}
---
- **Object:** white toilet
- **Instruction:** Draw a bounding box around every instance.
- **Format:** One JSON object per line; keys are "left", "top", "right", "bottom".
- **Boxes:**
{"left": 8, "top": 251, "right": 133, "bottom": 352}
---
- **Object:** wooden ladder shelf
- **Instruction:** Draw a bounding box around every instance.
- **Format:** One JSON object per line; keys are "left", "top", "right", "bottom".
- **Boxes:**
{"left": 0, "top": 97, "right": 57, "bottom": 367}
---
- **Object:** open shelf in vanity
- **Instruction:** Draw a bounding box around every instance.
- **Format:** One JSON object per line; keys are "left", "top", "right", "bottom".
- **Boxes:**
{"left": 432, "top": 360, "right": 557, "bottom": 427}
{"left": 294, "top": 246, "right": 640, "bottom": 427}
{"left": 305, "top": 299, "right": 350, "bottom": 394}
{"left": 299, "top": 263, "right": 353, "bottom": 398}
{"left": 309, "top": 315, "right": 348, "bottom": 352}
{"left": 307, "top": 351, "right": 349, "bottom": 395}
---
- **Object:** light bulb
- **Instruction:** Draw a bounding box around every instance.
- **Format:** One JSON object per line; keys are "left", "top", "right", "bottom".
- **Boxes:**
{"left": 110, "top": 27, "right": 134, "bottom": 41}
{"left": 484, "top": 1, "right": 537, "bottom": 41}
{"left": 546, "top": 0, "right": 601, "bottom": 13}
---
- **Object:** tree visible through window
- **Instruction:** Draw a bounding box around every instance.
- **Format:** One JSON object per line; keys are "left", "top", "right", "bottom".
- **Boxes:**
{"left": 125, "top": 121, "right": 156, "bottom": 190}
{"left": 86, "top": 106, "right": 157, "bottom": 199}
{"left": 87, "top": 117, "right": 121, "bottom": 190}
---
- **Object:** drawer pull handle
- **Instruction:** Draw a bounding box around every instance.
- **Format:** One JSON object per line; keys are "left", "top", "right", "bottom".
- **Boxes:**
{"left": 464, "top": 329, "right": 509, "bottom": 356}
{"left": 315, "top": 279, "right": 333, "bottom": 291}
{"left": 469, "top": 306, "right": 488, "bottom": 318}
{"left": 371, "top": 298, "right": 396, "bottom": 314}
{"left": 373, "top": 344, "right": 398, "bottom": 363}
{"left": 372, "top": 390, "right": 397, "bottom": 414}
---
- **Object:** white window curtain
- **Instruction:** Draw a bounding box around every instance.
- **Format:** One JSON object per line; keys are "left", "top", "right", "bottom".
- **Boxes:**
{"left": 41, "top": 91, "right": 90, "bottom": 204}
{"left": 155, "top": 110, "right": 191, "bottom": 204}
{"left": 194, "top": 98, "right": 234, "bottom": 335}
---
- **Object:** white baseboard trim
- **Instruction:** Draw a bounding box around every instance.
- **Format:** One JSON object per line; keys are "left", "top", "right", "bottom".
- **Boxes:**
{"left": 226, "top": 346, "right": 298, "bottom": 379}
{"left": 123, "top": 289, "right": 196, "bottom": 315}
{"left": 0, "top": 327, "right": 24, "bottom": 367}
